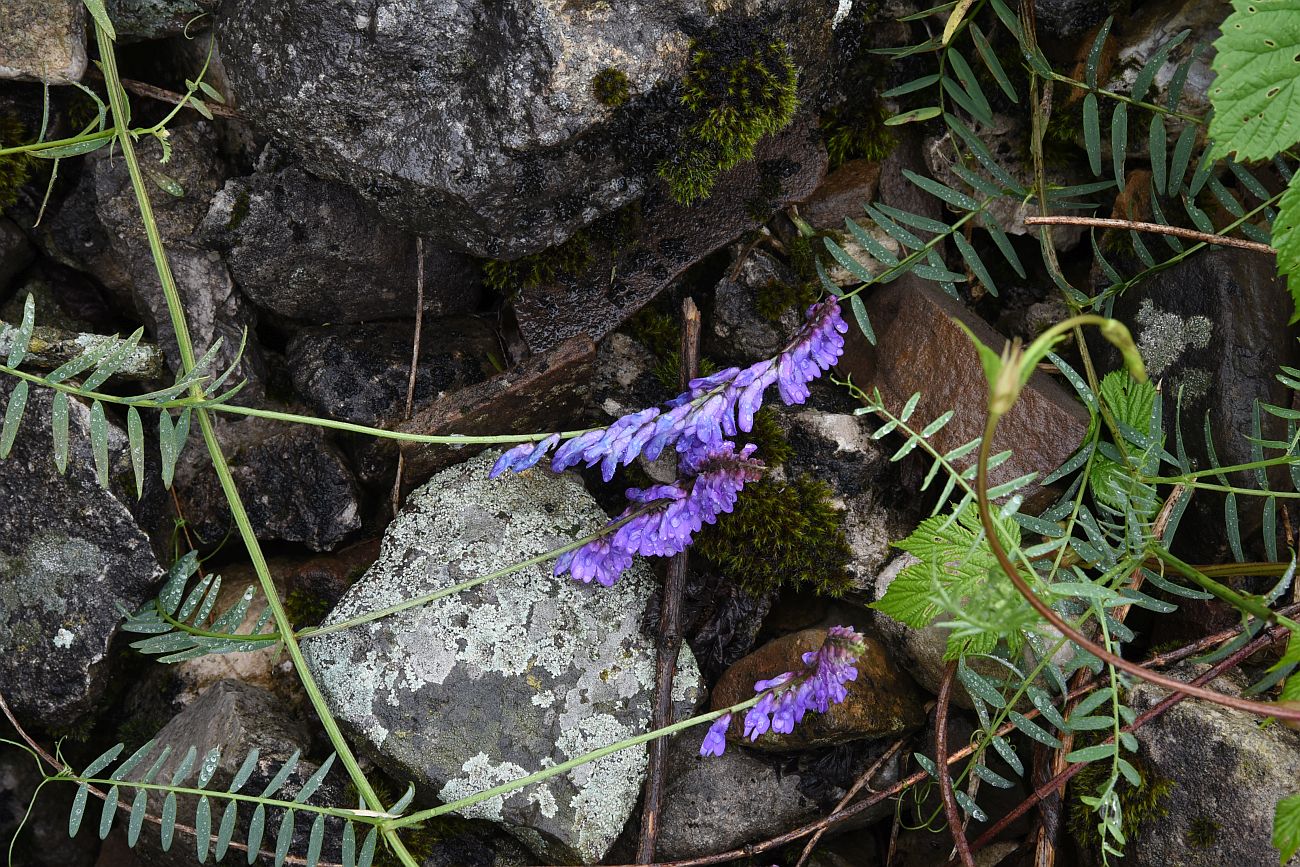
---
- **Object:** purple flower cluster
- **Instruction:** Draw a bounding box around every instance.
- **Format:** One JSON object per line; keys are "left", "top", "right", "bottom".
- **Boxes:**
{"left": 700, "top": 626, "right": 868, "bottom": 757}
{"left": 555, "top": 442, "right": 764, "bottom": 586}
{"left": 490, "top": 298, "right": 848, "bottom": 482}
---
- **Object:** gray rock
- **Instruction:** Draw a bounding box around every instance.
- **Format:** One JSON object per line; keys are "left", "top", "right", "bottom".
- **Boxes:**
{"left": 1032, "top": 0, "right": 1114, "bottom": 41}
{"left": 287, "top": 318, "right": 498, "bottom": 427}
{"left": 0, "top": 0, "right": 86, "bottom": 84}
{"left": 1110, "top": 0, "right": 1220, "bottom": 122}
{"left": 1123, "top": 666, "right": 1300, "bottom": 867}
{"left": 42, "top": 122, "right": 264, "bottom": 396}
{"left": 0, "top": 379, "right": 163, "bottom": 728}
{"left": 591, "top": 332, "right": 661, "bottom": 423}
{"left": 200, "top": 163, "right": 483, "bottom": 324}
{"left": 172, "top": 409, "right": 362, "bottom": 552}
{"left": 0, "top": 217, "right": 34, "bottom": 294}
{"left": 134, "top": 680, "right": 344, "bottom": 866}
{"left": 656, "top": 727, "right": 898, "bottom": 860}
{"left": 213, "top": 0, "right": 837, "bottom": 258}
{"left": 303, "top": 450, "right": 704, "bottom": 863}
{"left": 708, "top": 249, "right": 803, "bottom": 363}
{"left": 106, "top": 0, "right": 214, "bottom": 42}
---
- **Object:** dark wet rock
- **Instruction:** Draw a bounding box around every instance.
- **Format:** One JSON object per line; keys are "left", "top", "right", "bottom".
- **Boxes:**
{"left": 389, "top": 335, "right": 596, "bottom": 489}
{"left": 303, "top": 450, "right": 704, "bottom": 864}
{"left": 711, "top": 627, "right": 924, "bottom": 752}
{"left": 40, "top": 122, "right": 264, "bottom": 395}
{"left": 0, "top": 216, "right": 34, "bottom": 293}
{"left": 0, "top": 0, "right": 86, "bottom": 84}
{"left": 799, "top": 158, "right": 881, "bottom": 231}
{"left": 134, "top": 680, "right": 345, "bottom": 867}
{"left": 1110, "top": 248, "right": 1299, "bottom": 562}
{"left": 707, "top": 249, "right": 803, "bottom": 363}
{"left": 213, "top": 0, "right": 837, "bottom": 258}
{"left": 287, "top": 318, "right": 498, "bottom": 427}
{"left": 173, "top": 408, "right": 362, "bottom": 552}
{"left": 591, "top": 332, "right": 661, "bottom": 423}
{"left": 1120, "top": 665, "right": 1300, "bottom": 867}
{"left": 1032, "top": 0, "right": 1115, "bottom": 41}
{"left": 0, "top": 379, "right": 163, "bottom": 729}
{"left": 1110, "top": 0, "right": 1220, "bottom": 120}
{"left": 839, "top": 277, "right": 1091, "bottom": 507}
{"left": 106, "top": 0, "right": 214, "bottom": 41}
{"left": 200, "top": 163, "right": 483, "bottom": 324}
{"left": 656, "top": 725, "right": 903, "bottom": 860}
{"left": 0, "top": 746, "right": 100, "bottom": 867}
{"left": 516, "top": 119, "right": 828, "bottom": 353}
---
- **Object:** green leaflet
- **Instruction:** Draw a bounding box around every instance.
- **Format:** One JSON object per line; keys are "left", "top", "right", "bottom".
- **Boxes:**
{"left": 1208, "top": 0, "right": 1300, "bottom": 161}
{"left": 1273, "top": 180, "right": 1300, "bottom": 323}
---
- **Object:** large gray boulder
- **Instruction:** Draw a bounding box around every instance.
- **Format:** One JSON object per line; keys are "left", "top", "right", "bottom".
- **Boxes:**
{"left": 304, "top": 450, "right": 704, "bottom": 863}
{"left": 214, "top": 0, "right": 839, "bottom": 258}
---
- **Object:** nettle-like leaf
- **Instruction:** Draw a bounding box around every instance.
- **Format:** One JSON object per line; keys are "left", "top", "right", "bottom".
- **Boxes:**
{"left": 1275, "top": 792, "right": 1300, "bottom": 863}
{"left": 1273, "top": 179, "right": 1300, "bottom": 323}
{"left": 1208, "top": 0, "right": 1300, "bottom": 162}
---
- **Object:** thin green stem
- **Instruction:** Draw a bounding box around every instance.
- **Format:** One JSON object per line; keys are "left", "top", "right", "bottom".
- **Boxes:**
{"left": 93, "top": 24, "right": 419, "bottom": 867}
{"left": 1049, "top": 72, "right": 1204, "bottom": 124}
{"left": 1150, "top": 547, "right": 1300, "bottom": 631}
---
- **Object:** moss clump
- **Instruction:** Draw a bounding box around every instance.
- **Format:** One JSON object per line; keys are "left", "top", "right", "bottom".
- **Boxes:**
{"left": 627, "top": 306, "right": 679, "bottom": 360}
{"left": 0, "top": 114, "right": 36, "bottom": 209}
{"left": 1067, "top": 755, "right": 1175, "bottom": 858}
{"left": 1186, "top": 816, "right": 1220, "bottom": 849}
{"left": 659, "top": 36, "right": 799, "bottom": 205}
{"left": 226, "top": 188, "right": 251, "bottom": 231}
{"left": 820, "top": 99, "right": 895, "bottom": 170}
{"left": 745, "top": 406, "right": 792, "bottom": 465}
{"left": 755, "top": 277, "right": 817, "bottom": 324}
{"left": 696, "top": 475, "right": 853, "bottom": 596}
{"left": 592, "top": 67, "right": 632, "bottom": 108}
{"left": 482, "top": 231, "right": 592, "bottom": 293}
{"left": 283, "top": 588, "right": 332, "bottom": 628}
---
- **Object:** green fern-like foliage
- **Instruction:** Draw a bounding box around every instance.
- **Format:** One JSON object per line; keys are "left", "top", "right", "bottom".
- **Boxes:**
{"left": 591, "top": 67, "right": 631, "bottom": 108}
{"left": 695, "top": 475, "right": 852, "bottom": 596}
{"left": 481, "top": 232, "right": 592, "bottom": 293}
{"left": 0, "top": 113, "right": 35, "bottom": 209}
{"left": 659, "top": 36, "right": 798, "bottom": 205}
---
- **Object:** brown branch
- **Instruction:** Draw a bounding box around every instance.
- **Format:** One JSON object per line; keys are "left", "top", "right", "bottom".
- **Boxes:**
{"left": 0, "top": 692, "right": 339, "bottom": 867}
{"left": 636, "top": 297, "right": 701, "bottom": 864}
{"left": 1022, "top": 216, "right": 1274, "bottom": 254}
{"left": 85, "top": 68, "right": 241, "bottom": 119}
{"left": 391, "top": 237, "right": 426, "bottom": 516}
{"left": 936, "top": 661, "right": 976, "bottom": 867}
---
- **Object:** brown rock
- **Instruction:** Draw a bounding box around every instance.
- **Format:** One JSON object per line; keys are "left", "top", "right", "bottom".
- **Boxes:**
{"left": 800, "top": 158, "right": 882, "bottom": 231}
{"left": 839, "top": 278, "right": 1090, "bottom": 505}
{"left": 711, "top": 627, "right": 924, "bottom": 752}
{"left": 514, "top": 118, "right": 828, "bottom": 354}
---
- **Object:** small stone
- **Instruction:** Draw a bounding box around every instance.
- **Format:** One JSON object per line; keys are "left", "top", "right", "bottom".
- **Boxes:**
{"left": 799, "top": 158, "right": 882, "bottom": 231}
{"left": 711, "top": 627, "right": 925, "bottom": 752}
{"left": 1110, "top": 0, "right": 1220, "bottom": 121}
{"left": 303, "top": 450, "right": 703, "bottom": 864}
{"left": 1032, "top": 0, "right": 1115, "bottom": 41}
{"left": 708, "top": 249, "right": 803, "bottom": 363}
{"left": 200, "top": 163, "right": 483, "bottom": 324}
{"left": 105, "top": 0, "right": 214, "bottom": 42}
{"left": 0, "top": 216, "right": 34, "bottom": 294}
{"left": 0, "top": 0, "right": 86, "bottom": 84}
{"left": 838, "top": 278, "right": 1091, "bottom": 508}
{"left": 0, "top": 380, "right": 163, "bottom": 729}
{"left": 1121, "top": 665, "right": 1300, "bottom": 866}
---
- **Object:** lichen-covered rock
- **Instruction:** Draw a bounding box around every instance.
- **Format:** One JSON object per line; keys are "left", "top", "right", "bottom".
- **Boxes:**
{"left": 213, "top": 0, "right": 838, "bottom": 258}
{"left": 200, "top": 162, "right": 483, "bottom": 324}
{"left": 303, "top": 450, "right": 704, "bottom": 864}
{"left": 0, "top": 0, "right": 86, "bottom": 84}
{"left": 0, "top": 379, "right": 163, "bottom": 729}
{"left": 1120, "top": 666, "right": 1300, "bottom": 867}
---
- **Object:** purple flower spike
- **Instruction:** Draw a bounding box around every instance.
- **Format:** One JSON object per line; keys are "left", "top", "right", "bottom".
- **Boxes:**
{"left": 700, "top": 713, "right": 733, "bottom": 757}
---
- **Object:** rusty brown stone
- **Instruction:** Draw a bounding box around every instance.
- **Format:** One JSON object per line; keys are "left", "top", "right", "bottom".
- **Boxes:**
{"left": 711, "top": 627, "right": 925, "bottom": 752}
{"left": 392, "top": 335, "right": 596, "bottom": 487}
{"left": 514, "top": 118, "right": 828, "bottom": 354}
{"left": 838, "top": 277, "right": 1090, "bottom": 505}
{"left": 798, "top": 158, "right": 882, "bottom": 231}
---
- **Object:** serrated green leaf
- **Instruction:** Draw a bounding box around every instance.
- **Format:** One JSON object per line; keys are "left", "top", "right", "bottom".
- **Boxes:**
{"left": 89, "top": 400, "right": 109, "bottom": 487}
{"left": 1275, "top": 793, "right": 1300, "bottom": 863}
{"left": 1272, "top": 178, "right": 1300, "bottom": 323}
{"left": 126, "top": 406, "right": 144, "bottom": 499}
{"left": 1, "top": 380, "right": 28, "bottom": 458}
{"left": 7, "top": 294, "right": 35, "bottom": 367}
{"left": 1084, "top": 94, "right": 1102, "bottom": 176}
{"left": 1208, "top": 0, "right": 1300, "bottom": 161}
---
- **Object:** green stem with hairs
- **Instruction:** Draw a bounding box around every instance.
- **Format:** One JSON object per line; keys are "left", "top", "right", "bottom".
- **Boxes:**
{"left": 92, "top": 23, "right": 420, "bottom": 867}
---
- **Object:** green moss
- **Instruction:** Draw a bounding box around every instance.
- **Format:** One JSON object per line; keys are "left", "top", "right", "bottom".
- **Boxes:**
{"left": 820, "top": 99, "right": 895, "bottom": 170}
{"left": 755, "top": 277, "right": 817, "bottom": 324}
{"left": 746, "top": 406, "right": 792, "bottom": 465}
{"left": 226, "top": 188, "right": 251, "bottom": 231}
{"left": 482, "top": 231, "right": 593, "bottom": 294}
{"left": 0, "top": 114, "right": 36, "bottom": 210}
{"left": 283, "top": 588, "right": 332, "bottom": 628}
{"left": 659, "top": 36, "right": 799, "bottom": 205}
{"left": 592, "top": 67, "right": 631, "bottom": 108}
{"left": 695, "top": 475, "right": 853, "bottom": 596}
{"left": 1067, "top": 755, "right": 1175, "bottom": 859}
{"left": 627, "top": 307, "right": 679, "bottom": 361}
{"left": 1186, "top": 816, "right": 1220, "bottom": 849}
